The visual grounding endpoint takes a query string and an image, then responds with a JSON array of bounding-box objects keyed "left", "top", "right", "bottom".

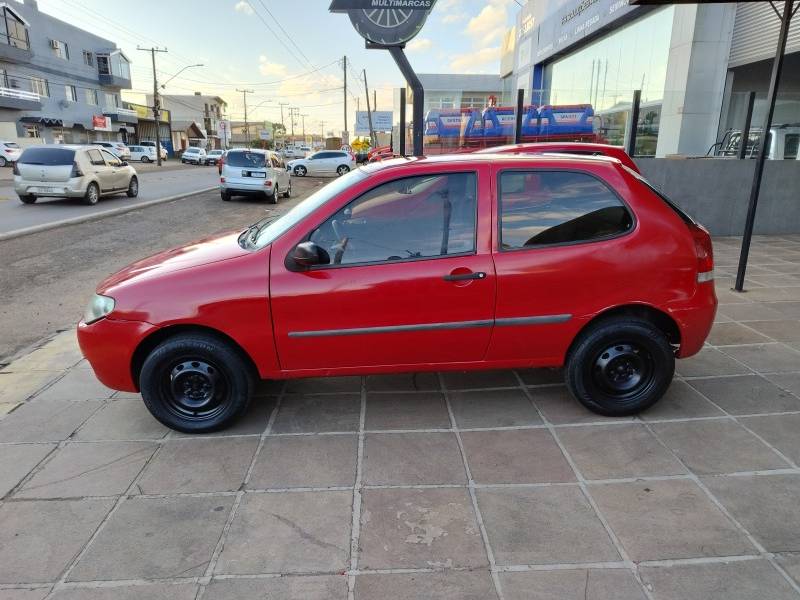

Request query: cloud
[
  {"left": 442, "top": 13, "right": 468, "bottom": 24},
  {"left": 465, "top": 0, "right": 512, "bottom": 45},
  {"left": 258, "top": 56, "right": 288, "bottom": 77},
  {"left": 407, "top": 38, "right": 432, "bottom": 52},
  {"left": 450, "top": 46, "right": 501, "bottom": 73},
  {"left": 234, "top": 1, "right": 253, "bottom": 15}
]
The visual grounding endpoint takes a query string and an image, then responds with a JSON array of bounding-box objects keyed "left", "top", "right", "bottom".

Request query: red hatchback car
[{"left": 78, "top": 154, "right": 716, "bottom": 432}]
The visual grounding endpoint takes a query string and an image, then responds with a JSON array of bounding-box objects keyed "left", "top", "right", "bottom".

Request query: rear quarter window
[{"left": 19, "top": 147, "right": 76, "bottom": 165}]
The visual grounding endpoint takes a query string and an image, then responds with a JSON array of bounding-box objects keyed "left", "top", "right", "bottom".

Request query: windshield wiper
[{"left": 239, "top": 216, "right": 276, "bottom": 249}]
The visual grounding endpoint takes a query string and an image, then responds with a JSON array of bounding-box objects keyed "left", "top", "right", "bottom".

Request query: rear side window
[
  {"left": 623, "top": 166, "right": 696, "bottom": 225},
  {"left": 19, "top": 147, "right": 75, "bottom": 165},
  {"left": 226, "top": 151, "right": 266, "bottom": 168},
  {"left": 498, "top": 170, "right": 633, "bottom": 249}
]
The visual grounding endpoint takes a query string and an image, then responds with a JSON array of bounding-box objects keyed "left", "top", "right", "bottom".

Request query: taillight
[
  {"left": 71, "top": 161, "right": 83, "bottom": 178},
  {"left": 690, "top": 223, "right": 714, "bottom": 282},
  {"left": 220, "top": 176, "right": 225, "bottom": 183}
]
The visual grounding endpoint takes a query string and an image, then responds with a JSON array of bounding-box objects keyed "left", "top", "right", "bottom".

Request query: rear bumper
[
  {"left": 672, "top": 282, "right": 717, "bottom": 358},
  {"left": 15, "top": 178, "right": 87, "bottom": 197},
  {"left": 220, "top": 179, "right": 274, "bottom": 194}
]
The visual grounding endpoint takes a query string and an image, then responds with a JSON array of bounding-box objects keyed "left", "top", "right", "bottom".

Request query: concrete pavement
[{"left": 0, "top": 236, "right": 799, "bottom": 598}]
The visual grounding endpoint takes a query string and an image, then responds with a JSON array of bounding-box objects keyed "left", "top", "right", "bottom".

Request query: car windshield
[
  {"left": 18, "top": 147, "right": 76, "bottom": 165},
  {"left": 251, "top": 168, "right": 368, "bottom": 249},
  {"left": 227, "top": 151, "right": 266, "bottom": 168}
]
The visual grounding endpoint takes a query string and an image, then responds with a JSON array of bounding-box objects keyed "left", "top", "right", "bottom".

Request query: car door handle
[{"left": 443, "top": 271, "right": 486, "bottom": 281}]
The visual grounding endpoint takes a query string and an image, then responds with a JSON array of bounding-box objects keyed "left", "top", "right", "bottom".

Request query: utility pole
[
  {"left": 137, "top": 45, "right": 168, "bottom": 166},
  {"left": 288, "top": 107, "right": 299, "bottom": 144},
  {"left": 301, "top": 114, "right": 308, "bottom": 143},
  {"left": 373, "top": 89, "right": 377, "bottom": 112},
  {"left": 237, "top": 88, "right": 254, "bottom": 146},
  {"left": 320, "top": 120, "right": 325, "bottom": 142},
  {"left": 342, "top": 55, "right": 347, "bottom": 141},
  {"left": 363, "top": 69, "right": 375, "bottom": 146},
  {"left": 279, "top": 102, "right": 289, "bottom": 129}
]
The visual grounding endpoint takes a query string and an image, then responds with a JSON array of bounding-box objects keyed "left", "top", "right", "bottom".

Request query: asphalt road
[
  {"left": 0, "top": 176, "right": 328, "bottom": 363},
  {"left": 0, "top": 165, "right": 221, "bottom": 236}
]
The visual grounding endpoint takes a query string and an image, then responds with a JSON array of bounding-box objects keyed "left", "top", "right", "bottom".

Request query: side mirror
[
  {"left": 291, "top": 242, "right": 330, "bottom": 268},
  {"left": 120, "top": 161, "right": 128, "bottom": 167}
]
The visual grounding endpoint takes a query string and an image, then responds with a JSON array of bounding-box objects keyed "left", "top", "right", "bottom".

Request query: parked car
[
  {"left": 128, "top": 145, "right": 157, "bottom": 163},
  {"left": 78, "top": 153, "right": 716, "bottom": 433},
  {"left": 15, "top": 145, "right": 138, "bottom": 205},
  {"left": 0, "top": 140, "right": 21, "bottom": 166},
  {"left": 140, "top": 141, "right": 168, "bottom": 160},
  {"left": 205, "top": 149, "right": 224, "bottom": 165},
  {"left": 287, "top": 150, "right": 355, "bottom": 177},
  {"left": 181, "top": 147, "right": 207, "bottom": 165},
  {"left": 220, "top": 149, "right": 290, "bottom": 203},
  {"left": 478, "top": 142, "right": 641, "bottom": 173},
  {"left": 94, "top": 141, "right": 130, "bottom": 161}
]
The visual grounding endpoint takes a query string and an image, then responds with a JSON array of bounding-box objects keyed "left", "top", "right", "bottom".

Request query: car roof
[{"left": 361, "top": 152, "right": 624, "bottom": 174}]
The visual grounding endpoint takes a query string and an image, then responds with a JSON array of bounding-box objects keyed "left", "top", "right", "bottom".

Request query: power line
[
  {"left": 254, "top": 0, "right": 315, "bottom": 70},
  {"left": 243, "top": 0, "right": 313, "bottom": 71},
  {"left": 148, "top": 59, "right": 341, "bottom": 88}
]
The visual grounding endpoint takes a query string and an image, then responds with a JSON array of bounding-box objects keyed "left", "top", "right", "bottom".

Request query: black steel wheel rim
[
  {"left": 591, "top": 342, "right": 654, "bottom": 399},
  {"left": 160, "top": 357, "right": 230, "bottom": 421}
]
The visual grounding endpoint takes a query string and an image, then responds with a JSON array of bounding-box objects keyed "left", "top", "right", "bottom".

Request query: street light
[{"left": 161, "top": 63, "right": 204, "bottom": 89}]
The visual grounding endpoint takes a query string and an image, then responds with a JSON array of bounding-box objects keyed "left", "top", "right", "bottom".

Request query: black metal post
[
  {"left": 737, "top": 91, "right": 756, "bottom": 160},
  {"left": 386, "top": 46, "right": 423, "bottom": 156},
  {"left": 514, "top": 89, "right": 524, "bottom": 144},
  {"left": 626, "top": 89, "right": 641, "bottom": 157},
  {"left": 399, "top": 87, "right": 406, "bottom": 156},
  {"left": 735, "top": 0, "right": 793, "bottom": 291}
]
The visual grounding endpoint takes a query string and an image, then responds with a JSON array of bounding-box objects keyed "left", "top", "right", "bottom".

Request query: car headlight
[{"left": 83, "top": 294, "right": 115, "bottom": 324}]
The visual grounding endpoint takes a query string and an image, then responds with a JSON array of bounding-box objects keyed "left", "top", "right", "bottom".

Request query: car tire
[
  {"left": 267, "top": 185, "right": 278, "bottom": 204},
  {"left": 294, "top": 165, "right": 307, "bottom": 177},
  {"left": 83, "top": 182, "right": 100, "bottom": 206},
  {"left": 126, "top": 176, "right": 139, "bottom": 198},
  {"left": 141, "top": 156, "right": 150, "bottom": 163},
  {"left": 0, "top": 157, "right": 6, "bottom": 167},
  {"left": 139, "top": 332, "right": 254, "bottom": 433},
  {"left": 565, "top": 317, "right": 674, "bottom": 417},
  {"left": 221, "top": 190, "right": 231, "bottom": 201},
  {"left": 18, "top": 194, "right": 36, "bottom": 204},
  {"left": 336, "top": 165, "right": 350, "bottom": 176},
  {"left": 283, "top": 182, "right": 291, "bottom": 198}
]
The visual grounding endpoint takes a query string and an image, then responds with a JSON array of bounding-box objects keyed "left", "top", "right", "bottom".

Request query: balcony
[
  {"left": 0, "top": 35, "right": 32, "bottom": 63},
  {"left": 0, "top": 86, "right": 41, "bottom": 110},
  {"left": 103, "top": 106, "right": 138, "bottom": 124}
]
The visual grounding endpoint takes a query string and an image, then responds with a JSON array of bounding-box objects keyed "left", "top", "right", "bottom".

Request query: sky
[{"left": 37, "top": 0, "right": 519, "bottom": 137}]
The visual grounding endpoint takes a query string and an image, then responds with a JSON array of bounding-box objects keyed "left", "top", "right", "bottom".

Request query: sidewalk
[{"left": 0, "top": 235, "right": 799, "bottom": 599}]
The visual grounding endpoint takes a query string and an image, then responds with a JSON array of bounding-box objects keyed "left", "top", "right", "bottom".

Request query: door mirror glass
[{"left": 291, "top": 241, "right": 331, "bottom": 268}]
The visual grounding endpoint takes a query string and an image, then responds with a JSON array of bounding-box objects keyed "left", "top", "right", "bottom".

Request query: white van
[{"left": 220, "top": 149, "right": 290, "bottom": 203}]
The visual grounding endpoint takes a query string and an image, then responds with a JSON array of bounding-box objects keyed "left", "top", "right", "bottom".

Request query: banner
[
  {"left": 259, "top": 129, "right": 273, "bottom": 141},
  {"left": 92, "top": 115, "right": 111, "bottom": 131},
  {"left": 354, "top": 111, "right": 393, "bottom": 135}
]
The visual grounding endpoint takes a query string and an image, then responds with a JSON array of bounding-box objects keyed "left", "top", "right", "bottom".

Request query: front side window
[
  {"left": 100, "top": 149, "right": 121, "bottom": 166},
  {"left": 87, "top": 149, "right": 105, "bottom": 165},
  {"left": 309, "top": 172, "right": 477, "bottom": 266},
  {"left": 499, "top": 170, "right": 632, "bottom": 249}
]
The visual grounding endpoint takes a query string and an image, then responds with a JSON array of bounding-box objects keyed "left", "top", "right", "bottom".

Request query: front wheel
[
  {"left": 293, "top": 165, "right": 307, "bottom": 177},
  {"left": 126, "top": 176, "right": 139, "bottom": 198},
  {"left": 83, "top": 182, "right": 100, "bottom": 205},
  {"left": 565, "top": 317, "right": 674, "bottom": 417},
  {"left": 141, "top": 156, "right": 150, "bottom": 163},
  {"left": 336, "top": 165, "right": 350, "bottom": 176},
  {"left": 139, "top": 333, "right": 253, "bottom": 433}
]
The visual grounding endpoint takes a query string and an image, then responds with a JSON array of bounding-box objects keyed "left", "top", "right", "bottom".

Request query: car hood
[{"left": 98, "top": 229, "right": 251, "bottom": 293}]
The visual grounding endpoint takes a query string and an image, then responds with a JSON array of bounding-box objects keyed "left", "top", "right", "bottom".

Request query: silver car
[
  {"left": 94, "top": 141, "right": 131, "bottom": 161},
  {"left": 220, "top": 149, "right": 290, "bottom": 203},
  {"left": 14, "top": 145, "right": 139, "bottom": 205}
]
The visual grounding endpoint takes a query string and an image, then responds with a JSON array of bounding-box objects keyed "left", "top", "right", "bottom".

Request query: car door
[
  {"left": 86, "top": 149, "right": 114, "bottom": 191},
  {"left": 269, "top": 166, "right": 495, "bottom": 371},
  {"left": 99, "top": 149, "right": 126, "bottom": 190}
]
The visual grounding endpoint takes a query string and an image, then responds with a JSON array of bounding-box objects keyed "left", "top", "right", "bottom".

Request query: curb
[{"left": 0, "top": 186, "right": 217, "bottom": 242}]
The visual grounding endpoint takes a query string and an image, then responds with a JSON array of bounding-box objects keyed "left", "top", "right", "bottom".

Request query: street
[{"left": 0, "top": 176, "right": 327, "bottom": 363}]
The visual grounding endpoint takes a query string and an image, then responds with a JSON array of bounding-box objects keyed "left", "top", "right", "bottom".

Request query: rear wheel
[
  {"left": 565, "top": 317, "right": 674, "bottom": 417},
  {"left": 126, "top": 176, "right": 139, "bottom": 198},
  {"left": 267, "top": 185, "right": 278, "bottom": 204},
  {"left": 283, "top": 181, "right": 292, "bottom": 198},
  {"left": 83, "top": 182, "right": 100, "bottom": 206},
  {"left": 18, "top": 194, "right": 36, "bottom": 204},
  {"left": 0, "top": 157, "right": 7, "bottom": 167},
  {"left": 221, "top": 190, "right": 231, "bottom": 201},
  {"left": 141, "top": 156, "right": 150, "bottom": 163},
  {"left": 139, "top": 333, "right": 253, "bottom": 433},
  {"left": 336, "top": 164, "right": 350, "bottom": 176}
]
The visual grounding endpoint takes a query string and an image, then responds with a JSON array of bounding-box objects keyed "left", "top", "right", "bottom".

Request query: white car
[
  {"left": 220, "top": 149, "right": 290, "bottom": 203},
  {"left": 287, "top": 150, "right": 356, "bottom": 177},
  {"left": 94, "top": 141, "right": 130, "bottom": 161},
  {"left": 128, "top": 145, "right": 157, "bottom": 163},
  {"left": 140, "top": 141, "right": 168, "bottom": 160},
  {"left": 181, "top": 147, "right": 207, "bottom": 165},
  {"left": 0, "top": 141, "right": 21, "bottom": 166}
]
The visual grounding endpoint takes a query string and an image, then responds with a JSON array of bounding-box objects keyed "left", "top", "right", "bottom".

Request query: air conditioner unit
[{"left": 50, "top": 39, "right": 60, "bottom": 49}]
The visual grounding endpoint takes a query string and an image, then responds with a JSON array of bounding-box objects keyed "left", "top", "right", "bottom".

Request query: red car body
[
  {"left": 478, "top": 142, "right": 640, "bottom": 173},
  {"left": 79, "top": 153, "right": 715, "bottom": 403}
]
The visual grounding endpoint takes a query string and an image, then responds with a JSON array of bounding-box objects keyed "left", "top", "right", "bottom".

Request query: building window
[
  {"left": 104, "top": 92, "right": 118, "bottom": 108},
  {"left": 461, "top": 96, "right": 487, "bottom": 109},
  {"left": 2, "top": 7, "right": 29, "bottom": 50},
  {"left": 30, "top": 77, "right": 49, "bottom": 98},
  {"left": 51, "top": 39, "right": 69, "bottom": 60},
  {"left": 23, "top": 124, "right": 40, "bottom": 138},
  {"left": 85, "top": 88, "right": 97, "bottom": 105},
  {"left": 65, "top": 85, "right": 77, "bottom": 102},
  {"left": 97, "top": 54, "right": 110, "bottom": 75},
  {"left": 82, "top": 50, "right": 93, "bottom": 66}
]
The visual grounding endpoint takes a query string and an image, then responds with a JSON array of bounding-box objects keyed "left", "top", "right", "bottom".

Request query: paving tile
[
  {"left": 359, "top": 487, "right": 486, "bottom": 569},
  {"left": 49, "top": 583, "right": 199, "bottom": 600},
  {"left": 461, "top": 429, "right": 574, "bottom": 484},
  {"left": 204, "top": 576, "right": 347, "bottom": 600},
  {"left": 0, "top": 443, "right": 55, "bottom": 497},
  {"left": 249, "top": 434, "right": 357, "bottom": 488},
  {"left": 170, "top": 397, "right": 274, "bottom": 437},
  {"left": 73, "top": 400, "right": 169, "bottom": 441},
  {"left": 448, "top": 389, "right": 541, "bottom": 428},
  {"left": 69, "top": 495, "right": 234, "bottom": 581},
  {"left": 517, "top": 367, "right": 564, "bottom": 386},
  {"left": 741, "top": 414, "right": 800, "bottom": 465},
  {"left": 0, "top": 371, "right": 63, "bottom": 404},
  {"left": 651, "top": 420, "right": 787, "bottom": 475},
  {"left": 477, "top": 486, "right": 619, "bottom": 565},
  {"left": 745, "top": 320, "right": 800, "bottom": 343},
  {"left": 715, "top": 289, "right": 752, "bottom": 304},
  {"left": 2, "top": 335, "right": 82, "bottom": 373},
  {"left": 590, "top": 480, "right": 754, "bottom": 561},
  {"left": 285, "top": 376, "right": 361, "bottom": 394},
  {"left": 0, "top": 499, "right": 113, "bottom": 583},
  {"left": 741, "top": 287, "right": 800, "bottom": 302},
  {"left": 716, "top": 303, "right": 787, "bottom": 322},
  {"left": 722, "top": 343, "right": 800, "bottom": 374},
  {"left": 557, "top": 424, "right": 685, "bottom": 480},
  {"left": 17, "top": 441, "right": 156, "bottom": 498},
  {"left": 533, "top": 386, "right": 626, "bottom": 425},
  {"left": 675, "top": 347, "right": 750, "bottom": 378},
  {"left": 640, "top": 559, "right": 798, "bottom": 600},
  {"left": 32, "top": 369, "right": 114, "bottom": 402},
  {"left": 776, "top": 552, "right": 800, "bottom": 587},
  {"left": 355, "top": 570, "right": 496, "bottom": 600},
  {"left": 500, "top": 569, "right": 647, "bottom": 600},
  {"left": 365, "top": 372, "right": 440, "bottom": 392},
  {"left": 215, "top": 491, "right": 351, "bottom": 574},
  {"left": 363, "top": 432, "right": 465, "bottom": 485},
  {"left": 708, "top": 322, "right": 771, "bottom": 346},
  {"left": 441, "top": 370, "right": 519, "bottom": 390},
  {"left": 688, "top": 375, "right": 800, "bottom": 415},
  {"left": 0, "top": 590, "right": 49, "bottom": 600},
  {"left": 0, "top": 402, "right": 18, "bottom": 416},
  {"left": 641, "top": 381, "right": 725, "bottom": 420},
  {"left": 138, "top": 437, "right": 258, "bottom": 494},
  {"left": 0, "top": 400, "right": 101, "bottom": 443},
  {"left": 365, "top": 392, "right": 450, "bottom": 430},
  {"left": 704, "top": 474, "right": 800, "bottom": 552},
  {"left": 772, "top": 302, "right": 800, "bottom": 319},
  {"left": 765, "top": 372, "right": 800, "bottom": 397},
  {"left": 272, "top": 394, "right": 361, "bottom": 433}
]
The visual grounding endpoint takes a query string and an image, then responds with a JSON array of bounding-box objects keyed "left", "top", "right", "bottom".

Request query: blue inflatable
[{"left": 537, "top": 104, "right": 594, "bottom": 136}]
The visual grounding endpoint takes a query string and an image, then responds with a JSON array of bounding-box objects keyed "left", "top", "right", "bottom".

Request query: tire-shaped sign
[{"left": 331, "top": 1, "right": 437, "bottom": 46}]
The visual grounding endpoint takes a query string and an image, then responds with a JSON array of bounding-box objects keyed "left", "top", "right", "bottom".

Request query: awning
[
  {"left": 20, "top": 116, "right": 63, "bottom": 127},
  {"left": 118, "top": 125, "right": 135, "bottom": 133},
  {"left": 172, "top": 120, "right": 207, "bottom": 139}
]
